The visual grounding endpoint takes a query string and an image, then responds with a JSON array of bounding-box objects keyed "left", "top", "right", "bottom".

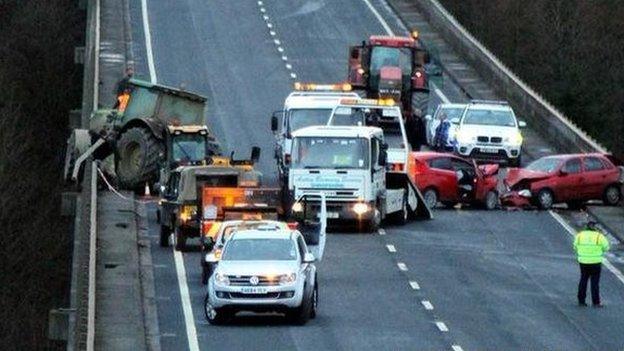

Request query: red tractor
[{"left": 347, "top": 32, "right": 440, "bottom": 149}]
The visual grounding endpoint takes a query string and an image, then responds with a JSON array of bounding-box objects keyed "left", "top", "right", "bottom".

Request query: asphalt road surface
[{"left": 127, "top": 0, "right": 624, "bottom": 350}]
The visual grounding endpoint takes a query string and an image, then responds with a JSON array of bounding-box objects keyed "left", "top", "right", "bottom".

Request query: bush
[{"left": 0, "top": 1, "right": 83, "bottom": 349}]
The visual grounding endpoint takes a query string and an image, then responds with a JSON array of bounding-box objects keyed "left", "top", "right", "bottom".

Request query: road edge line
[{"left": 173, "top": 249, "right": 200, "bottom": 351}]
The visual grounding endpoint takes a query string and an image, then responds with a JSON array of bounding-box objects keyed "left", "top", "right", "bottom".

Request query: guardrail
[{"left": 400, "top": 0, "right": 608, "bottom": 154}]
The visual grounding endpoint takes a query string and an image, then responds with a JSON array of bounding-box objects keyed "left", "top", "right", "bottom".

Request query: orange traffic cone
[{"left": 144, "top": 182, "right": 151, "bottom": 197}]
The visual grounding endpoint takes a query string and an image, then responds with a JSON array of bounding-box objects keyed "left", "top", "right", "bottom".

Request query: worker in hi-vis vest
[{"left": 574, "top": 220, "right": 610, "bottom": 307}]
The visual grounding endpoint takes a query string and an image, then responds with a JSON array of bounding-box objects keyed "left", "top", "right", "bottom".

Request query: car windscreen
[
  {"left": 291, "top": 136, "right": 369, "bottom": 169},
  {"left": 222, "top": 238, "right": 297, "bottom": 261},
  {"left": 462, "top": 109, "right": 516, "bottom": 127},
  {"left": 436, "top": 107, "right": 465, "bottom": 120},
  {"left": 288, "top": 108, "right": 332, "bottom": 134},
  {"left": 221, "top": 222, "right": 274, "bottom": 244},
  {"left": 526, "top": 157, "right": 562, "bottom": 173}
]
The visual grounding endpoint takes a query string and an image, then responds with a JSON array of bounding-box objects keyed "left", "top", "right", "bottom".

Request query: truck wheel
[
  {"left": 366, "top": 206, "right": 381, "bottom": 232},
  {"left": 174, "top": 227, "right": 187, "bottom": 251},
  {"left": 603, "top": 185, "right": 621, "bottom": 206},
  {"left": 159, "top": 225, "right": 170, "bottom": 247},
  {"left": 484, "top": 190, "right": 499, "bottom": 210},
  {"left": 116, "top": 127, "right": 163, "bottom": 191},
  {"left": 204, "top": 294, "right": 230, "bottom": 325}
]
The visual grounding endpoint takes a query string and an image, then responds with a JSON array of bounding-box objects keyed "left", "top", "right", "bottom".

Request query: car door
[
  {"left": 558, "top": 157, "right": 584, "bottom": 201},
  {"left": 582, "top": 156, "right": 611, "bottom": 199},
  {"left": 451, "top": 157, "right": 477, "bottom": 200},
  {"left": 472, "top": 159, "right": 490, "bottom": 201},
  {"left": 427, "top": 156, "right": 457, "bottom": 201}
]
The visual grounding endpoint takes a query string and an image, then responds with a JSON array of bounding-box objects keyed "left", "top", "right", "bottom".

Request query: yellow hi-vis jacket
[{"left": 574, "top": 230, "right": 610, "bottom": 264}]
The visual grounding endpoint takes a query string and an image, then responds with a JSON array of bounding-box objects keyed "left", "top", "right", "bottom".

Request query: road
[{"left": 127, "top": 0, "right": 624, "bottom": 350}]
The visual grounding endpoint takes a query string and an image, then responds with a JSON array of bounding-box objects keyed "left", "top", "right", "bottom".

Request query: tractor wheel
[{"left": 115, "top": 127, "right": 163, "bottom": 191}]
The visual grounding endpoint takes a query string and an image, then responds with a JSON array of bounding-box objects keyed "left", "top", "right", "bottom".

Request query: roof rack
[{"left": 469, "top": 99, "right": 509, "bottom": 105}]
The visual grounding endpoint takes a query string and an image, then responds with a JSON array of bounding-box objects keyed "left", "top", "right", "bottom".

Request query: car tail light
[{"left": 287, "top": 222, "right": 299, "bottom": 230}]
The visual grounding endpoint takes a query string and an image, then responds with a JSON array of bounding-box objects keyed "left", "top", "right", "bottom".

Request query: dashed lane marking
[
  {"left": 421, "top": 300, "right": 434, "bottom": 310},
  {"left": 409, "top": 281, "right": 420, "bottom": 290},
  {"left": 397, "top": 262, "right": 408, "bottom": 271},
  {"left": 452, "top": 345, "right": 464, "bottom": 351},
  {"left": 436, "top": 321, "right": 449, "bottom": 332},
  {"left": 386, "top": 244, "right": 396, "bottom": 253},
  {"left": 549, "top": 210, "right": 624, "bottom": 285}
]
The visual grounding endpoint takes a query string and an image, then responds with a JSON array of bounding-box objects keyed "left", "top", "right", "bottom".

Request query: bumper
[
  {"left": 208, "top": 281, "right": 304, "bottom": 309},
  {"left": 455, "top": 143, "right": 521, "bottom": 162},
  {"left": 500, "top": 191, "right": 532, "bottom": 207},
  {"left": 291, "top": 200, "right": 375, "bottom": 222}
]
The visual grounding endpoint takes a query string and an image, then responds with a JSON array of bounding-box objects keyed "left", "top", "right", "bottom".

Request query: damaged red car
[
  {"left": 409, "top": 152, "right": 500, "bottom": 210},
  {"left": 502, "top": 153, "right": 623, "bottom": 209}
]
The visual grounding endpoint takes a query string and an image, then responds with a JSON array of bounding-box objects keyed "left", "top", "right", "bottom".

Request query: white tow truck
[
  {"left": 270, "top": 83, "right": 359, "bottom": 182},
  {"left": 287, "top": 123, "right": 431, "bottom": 231}
]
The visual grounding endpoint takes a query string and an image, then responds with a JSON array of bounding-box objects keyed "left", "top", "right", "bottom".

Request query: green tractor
[{"left": 64, "top": 79, "right": 220, "bottom": 191}]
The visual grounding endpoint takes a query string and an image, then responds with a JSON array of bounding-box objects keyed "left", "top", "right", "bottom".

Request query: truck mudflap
[
  {"left": 295, "top": 194, "right": 327, "bottom": 261},
  {"left": 386, "top": 172, "right": 433, "bottom": 220}
]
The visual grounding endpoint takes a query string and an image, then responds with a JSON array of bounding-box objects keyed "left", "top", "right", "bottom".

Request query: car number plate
[
  {"left": 318, "top": 212, "right": 339, "bottom": 219},
  {"left": 240, "top": 287, "right": 268, "bottom": 294},
  {"left": 480, "top": 147, "right": 499, "bottom": 154}
]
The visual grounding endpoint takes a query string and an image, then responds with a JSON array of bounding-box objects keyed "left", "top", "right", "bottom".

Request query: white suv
[
  {"left": 453, "top": 100, "right": 526, "bottom": 166},
  {"left": 205, "top": 229, "right": 318, "bottom": 325}
]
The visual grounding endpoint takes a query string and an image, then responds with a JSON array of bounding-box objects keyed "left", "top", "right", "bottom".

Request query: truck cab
[
  {"left": 271, "top": 83, "right": 359, "bottom": 182},
  {"left": 327, "top": 98, "right": 411, "bottom": 172}
]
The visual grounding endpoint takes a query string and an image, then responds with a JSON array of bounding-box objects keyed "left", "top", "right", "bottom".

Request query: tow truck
[
  {"left": 287, "top": 122, "right": 431, "bottom": 231},
  {"left": 271, "top": 82, "right": 359, "bottom": 183}
]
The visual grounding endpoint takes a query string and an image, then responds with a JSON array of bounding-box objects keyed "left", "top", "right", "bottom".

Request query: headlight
[
  {"left": 504, "top": 131, "right": 523, "bottom": 145},
  {"left": 518, "top": 189, "right": 532, "bottom": 198},
  {"left": 455, "top": 129, "right": 475, "bottom": 144},
  {"left": 214, "top": 272, "right": 229, "bottom": 286},
  {"left": 279, "top": 273, "right": 297, "bottom": 285},
  {"left": 353, "top": 202, "right": 370, "bottom": 215},
  {"left": 292, "top": 202, "right": 303, "bottom": 212}
]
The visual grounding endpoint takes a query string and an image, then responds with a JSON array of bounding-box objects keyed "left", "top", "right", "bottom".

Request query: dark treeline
[
  {"left": 0, "top": 1, "right": 83, "bottom": 349},
  {"left": 439, "top": 0, "right": 624, "bottom": 157}
]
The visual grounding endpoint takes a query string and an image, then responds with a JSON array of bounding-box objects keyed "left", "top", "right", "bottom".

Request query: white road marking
[
  {"left": 140, "top": 0, "right": 157, "bottom": 83},
  {"left": 452, "top": 345, "right": 464, "bottom": 351},
  {"left": 409, "top": 281, "right": 420, "bottom": 290},
  {"left": 267, "top": 23, "right": 273, "bottom": 29},
  {"left": 549, "top": 210, "right": 624, "bottom": 285},
  {"left": 378, "top": 228, "right": 386, "bottom": 235},
  {"left": 397, "top": 262, "right": 408, "bottom": 271},
  {"left": 260, "top": 7, "right": 266, "bottom": 13},
  {"left": 277, "top": 47, "right": 284, "bottom": 53},
  {"left": 263, "top": 15, "right": 269, "bottom": 21},
  {"left": 436, "top": 321, "right": 449, "bottom": 332},
  {"left": 285, "top": 63, "right": 292, "bottom": 70},
  {"left": 270, "top": 30, "right": 276, "bottom": 36},
  {"left": 431, "top": 81, "right": 451, "bottom": 103},
  {"left": 290, "top": 73, "right": 297, "bottom": 79},
  {"left": 361, "top": 0, "right": 395, "bottom": 35},
  {"left": 281, "top": 55, "right": 288, "bottom": 61},
  {"left": 386, "top": 244, "right": 396, "bottom": 253},
  {"left": 257, "top": 1, "right": 263, "bottom": 5},
  {"left": 173, "top": 249, "right": 200, "bottom": 351},
  {"left": 274, "top": 39, "right": 281, "bottom": 45},
  {"left": 421, "top": 300, "right": 434, "bottom": 310}
]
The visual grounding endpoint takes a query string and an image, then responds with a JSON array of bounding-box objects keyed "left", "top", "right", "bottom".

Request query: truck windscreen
[
  {"left": 288, "top": 108, "right": 332, "bottom": 135},
  {"left": 172, "top": 134, "right": 206, "bottom": 162},
  {"left": 291, "top": 137, "right": 369, "bottom": 170}
]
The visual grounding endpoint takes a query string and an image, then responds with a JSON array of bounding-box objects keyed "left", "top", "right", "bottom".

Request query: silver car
[{"left": 205, "top": 229, "right": 318, "bottom": 325}]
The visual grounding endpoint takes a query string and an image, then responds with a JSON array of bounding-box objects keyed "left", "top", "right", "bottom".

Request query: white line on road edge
[
  {"left": 421, "top": 300, "right": 434, "bottom": 310},
  {"left": 452, "top": 345, "right": 464, "bottom": 351},
  {"left": 549, "top": 210, "right": 624, "bottom": 285},
  {"left": 436, "top": 321, "right": 449, "bottom": 332},
  {"left": 409, "top": 281, "right": 420, "bottom": 290},
  {"left": 92, "top": 0, "right": 101, "bottom": 111},
  {"left": 386, "top": 244, "right": 396, "bottom": 253},
  {"left": 140, "top": 0, "right": 157, "bottom": 83},
  {"left": 397, "top": 262, "right": 408, "bottom": 271},
  {"left": 431, "top": 81, "right": 451, "bottom": 104},
  {"left": 361, "top": 0, "right": 395, "bottom": 35},
  {"left": 173, "top": 249, "right": 200, "bottom": 351}
]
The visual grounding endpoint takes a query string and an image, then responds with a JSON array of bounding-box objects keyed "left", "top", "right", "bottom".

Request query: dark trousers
[{"left": 577, "top": 263, "right": 601, "bottom": 305}]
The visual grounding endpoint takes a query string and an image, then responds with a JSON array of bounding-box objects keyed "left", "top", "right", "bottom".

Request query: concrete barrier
[{"left": 389, "top": 0, "right": 608, "bottom": 155}]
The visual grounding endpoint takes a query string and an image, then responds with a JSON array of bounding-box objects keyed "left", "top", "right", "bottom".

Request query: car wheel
[
  {"left": 423, "top": 188, "right": 438, "bottom": 209},
  {"left": 310, "top": 283, "right": 318, "bottom": 319},
  {"left": 484, "top": 190, "right": 499, "bottom": 210},
  {"left": 287, "top": 286, "right": 313, "bottom": 325},
  {"left": 204, "top": 294, "right": 230, "bottom": 325},
  {"left": 159, "top": 225, "right": 170, "bottom": 247},
  {"left": 603, "top": 185, "right": 621, "bottom": 206},
  {"left": 174, "top": 227, "right": 186, "bottom": 251},
  {"left": 537, "top": 189, "right": 554, "bottom": 209}
]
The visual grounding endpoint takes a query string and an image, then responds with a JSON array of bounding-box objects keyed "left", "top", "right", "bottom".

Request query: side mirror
[
  {"left": 303, "top": 252, "right": 315, "bottom": 263},
  {"left": 379, "top": 150, "right": 388, "bottom": 167},
  {"left": 424, "top": 114, "right": 432, "bottom": 121},
  {"left": 271, "top": 115, "right": 278, "bottom": 132},
  {"left": 518, "top": 120, "right": 527, "bottom": 128},
  {"left": 450, "top": 117, "right": 460, "bottom": 125},
  {"left": 250, "top": 146, "right": 261, "bottom": 164}
]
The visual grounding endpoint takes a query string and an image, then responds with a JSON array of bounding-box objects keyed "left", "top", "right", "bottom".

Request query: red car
[
  {"left": 502, "top": 153, "right": 623, "bottom": 209},
  {"left": 409, "top": 152, "right": 500, "bottom": 210}
]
